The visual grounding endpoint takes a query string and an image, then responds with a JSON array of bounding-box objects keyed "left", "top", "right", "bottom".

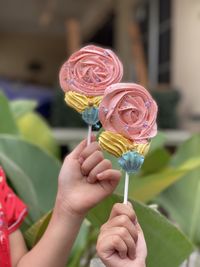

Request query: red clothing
[{"left": 0, "top": 167, "right": 27, "bottom": 267}]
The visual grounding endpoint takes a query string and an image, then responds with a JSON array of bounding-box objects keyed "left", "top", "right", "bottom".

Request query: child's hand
[
  {"left": 96, "top": 203, "right": 147, "bottom": 267},
  {"left": 56, "top": 136, "right": 121, "bottom": 217}
]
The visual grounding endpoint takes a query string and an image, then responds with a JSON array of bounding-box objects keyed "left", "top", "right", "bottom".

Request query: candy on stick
[
  {"left": 98, "top": 83, "right": 158, "bottom": 204},
  {"left": 59, "top": 45, "right": 123, "bottom": 145}
]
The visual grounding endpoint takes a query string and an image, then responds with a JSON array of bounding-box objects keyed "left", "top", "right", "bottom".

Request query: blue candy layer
[
  {"left": 118, "top": 151, "right": 144, "bottom": 173},
  {"left": 82, "top": 107, "right": 99, "bottom": 125}
]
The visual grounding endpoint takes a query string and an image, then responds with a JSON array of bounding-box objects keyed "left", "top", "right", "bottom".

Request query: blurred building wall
[
  {"left": 0, "top": 33, "right": 66, "bottom": 85},
  {"left": 172, "top": 0, "right": 200, "bottom": 119}
]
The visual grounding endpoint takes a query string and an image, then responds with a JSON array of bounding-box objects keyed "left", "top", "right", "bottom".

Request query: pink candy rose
[
  {"left": 59, "top": 45, "right": 123, "bottom": 97},
  {"left": 99, "top": 83, "right": 158, "bottom": 142}
]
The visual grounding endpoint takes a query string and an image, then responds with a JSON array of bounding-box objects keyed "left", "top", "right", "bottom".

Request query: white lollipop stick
[
  {"left": 123, "top": 171, "right": 129, "bottom": 204},
  {"left": 87, "top": 125, "right": 92, "bottom": 146}
]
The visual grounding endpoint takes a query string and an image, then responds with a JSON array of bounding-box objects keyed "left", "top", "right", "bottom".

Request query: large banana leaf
[
  {"left": 0, "top": 135, "right": 61, "bottom": 221},
  {"left": 10, "top": 99, "right": 37, "bottom": 119},
  {"left": 87, "top": 194, "right": 194, "bottom": 267},
  {"left": 171, "top": 134, "right": 200, "bottom": 166},
  {"left": 0, "top": 93, "right": 59, "bottom": 157},
  {"left": 123, "top": 157, "right": 200, "bottom": 203},
  {"left": 0, "top": 91, "right": 19, "bottom": 135},
  {"left": 112, "top": 142, "right": 200, "bottom": 203},
  {"left": 156, "top": 135, "right": 200, "bottom": 246},
  {"left": 67, "top": 220, "right": 98, "bottom": 267},
  {"left": 141, "top": 147, "right": 170, "bottom": 175},
  {"left": 17, "top": 111, "right": 60, "bottom": 158},
  {"left": 148, "top": 131, "right": 167, "bottom": 152},
  {"left": 24, "top": 211, "right": 52, "bottom": 248}
]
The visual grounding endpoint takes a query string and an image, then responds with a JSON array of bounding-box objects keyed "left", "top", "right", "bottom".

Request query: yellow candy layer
[
  {"left": 99, "top": 131, "right": 134, "bottom": 157},
  {"left": 135, "top": 142, "right": 150, "bottom": 156},
  {"left": 99, "top": 131, "right": 150, "bottom": 157},
  {"left": 65, "top": 91, "right": 103, "bottom": 113}
]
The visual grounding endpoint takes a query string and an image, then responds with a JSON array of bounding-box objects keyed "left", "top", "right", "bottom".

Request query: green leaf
[
  {"left": 24, "top": 211, "right": 52, "bottom": 248},
  {"left": 157, "top": 135, "right": 200, "bottom": 246},
  {"left": 17, "top": 112, "right": 60, "bottom": 158},
  {"left": 67, "top": 220, "right": 96, "bottom": 267},
  {"left": 0, "top": 91, "right": 19, "bottom": 135},
  {"left": 0, "top": 135, "right": 61, "bottom": 221},
  {"left": 141, "top": 148, "right": 171, "bottom": 175},
  {"left": 87, "top": 195, "right": 194, "bottom": 267},
  {"left": 115, "top": 157, "right": 200, "bottom": 203},
  {"left": 128, "top": 168, "right": 187, "bottom": 202},
  {"left": 157, "top": 174, "right": 200, "bottom": 247},
  {"left": 10, "top": 99, "right": 38, "bottom": 119},
  {"left": 171, "top": 134, "right": 200, "bottom": 167},
  {"left": 148, "top": 131, "right": 167, "bottom": 152}
]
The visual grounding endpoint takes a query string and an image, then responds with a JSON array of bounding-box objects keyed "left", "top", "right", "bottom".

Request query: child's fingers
[
  {"left": 97, "top": 169, "right": 121, "bottom": 182},
  {"left": 87, "top": 159, "right": 112, "bottom": 183},
  {"left": 68, "top": 139, "right": 87, "bottom": 159},
  {"left": 97, "top": 235, "right": 128, "bottom": 260},
  {"left": 67, "top": 136, "right": 96, "bottom": 160},
  {"left": 79, "top": 141, "right": 101, "bottom": 163},
  {"left": 101, "top": 215, "right": 138, "bottom": 243},
  {"left": 97, "top": 170, "right": 121, "bottom": 193},
  {"left": 109, "top": 203, "right": 136, "bottom": 223},
  {"left": 135, "top": 223, "right": 148, "bottom": 260},
  {"left": 99, "top": 227, "right": 136, "bottom": 260},
  {"left": 81, "top": 150, "right": 104, "bottom": 176}
]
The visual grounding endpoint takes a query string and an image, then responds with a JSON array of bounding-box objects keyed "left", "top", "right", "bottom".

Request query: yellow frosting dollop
[
  {"left": 99, "top": 131, "right": 134, "bottom": 157},
  {"left": 135, "top": 142, "right": 150, "bottom": 156},
  {"left": 99, "top": 131, "right": 150, "bottom": 157},
  {"left": 65, "top": 91, "right": 103, "bottom": 113}
]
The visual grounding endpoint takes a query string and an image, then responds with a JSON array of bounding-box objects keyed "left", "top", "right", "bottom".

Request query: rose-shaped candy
[
  {"left": 59, "top": 45, "right": 123, "bottom": 97},
  {"left": 99, "top": 83, "right": 158, "bottom": 143}
]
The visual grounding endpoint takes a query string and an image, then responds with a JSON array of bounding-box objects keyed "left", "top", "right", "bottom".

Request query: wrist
[{"left": 54, "top": 195, "right": 85, "bottom": 223}]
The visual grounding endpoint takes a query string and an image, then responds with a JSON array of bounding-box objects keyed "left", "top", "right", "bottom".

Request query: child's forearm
[{"left": 17, "top": 200, "right": 84, "bottom": 267}]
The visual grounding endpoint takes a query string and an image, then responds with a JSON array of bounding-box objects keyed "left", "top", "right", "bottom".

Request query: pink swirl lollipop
[
  {"left": 59, "top": 45, "right": 123, "bottom": 97},
  {"left": 99, "top": 83, "right": 158, "bottom": 204},
  {"left": 99, "top": 83, "right": 158, "bottom": 143}
]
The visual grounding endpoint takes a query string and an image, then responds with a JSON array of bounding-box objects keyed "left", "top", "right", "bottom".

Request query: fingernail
[
  {"left": 87, "top": 177, "right": 93, "bottom": 183},
  {"left": 130, "top": 254, "right": 136, "bottom": 260},
  {"left": 127, "top": 201, "right": 133, "bottom": 207},
  {"left": 81, "top": 167, "right": 86, "bottom": 176},
  {"left": 78, "top": 157, "right": 84, "bottom": 164},
  {"left": 97, "top": 173, "right": 103, "bottom": 179},
  {"left": 119, "top": 252, "right": 126, "bottom": 259}
]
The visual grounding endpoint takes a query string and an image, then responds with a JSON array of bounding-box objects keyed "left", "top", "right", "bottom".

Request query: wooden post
[
  {"left": 148, "top": 0, "right": 159, "bottom": 88},
  {"left": 114, "top": 0, "right": 135, "bottom": 81},
  {"left": 129, "top": 21, "right": 148, "bottom": 87},
  {"left": 65, "top": 18, "right": 81, "bottom": 55}
]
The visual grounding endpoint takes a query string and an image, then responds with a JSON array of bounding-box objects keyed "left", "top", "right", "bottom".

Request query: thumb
[
  {"left": 68, "top": 135, "right": 96, "bottom": 159},
  {"left": 68, "top": 139, "right": 87, "bottom": 159}
]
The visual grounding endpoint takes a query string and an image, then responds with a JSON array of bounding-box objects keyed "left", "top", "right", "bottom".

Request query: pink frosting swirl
[
  {"left": 59, "top": 45, "right": 123, "bottom": 97},
  {"left": 99, "top": 83, "right": 158, "bottom": 142}
]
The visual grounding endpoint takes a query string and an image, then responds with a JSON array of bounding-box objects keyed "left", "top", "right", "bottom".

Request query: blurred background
[
  {"left": 1, "top": 1, "right": 200, "bottom": 266},
  {"left": 0, "top": 0, "right": 200, "bottom": 148}
]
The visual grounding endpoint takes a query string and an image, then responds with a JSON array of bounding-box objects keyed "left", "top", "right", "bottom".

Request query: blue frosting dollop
[
  {"left": 82, "top": 107, "right": 99, "bottom": 125},
  {"left": 118, "top": 151, "right": 144, "bottom": 173}
]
